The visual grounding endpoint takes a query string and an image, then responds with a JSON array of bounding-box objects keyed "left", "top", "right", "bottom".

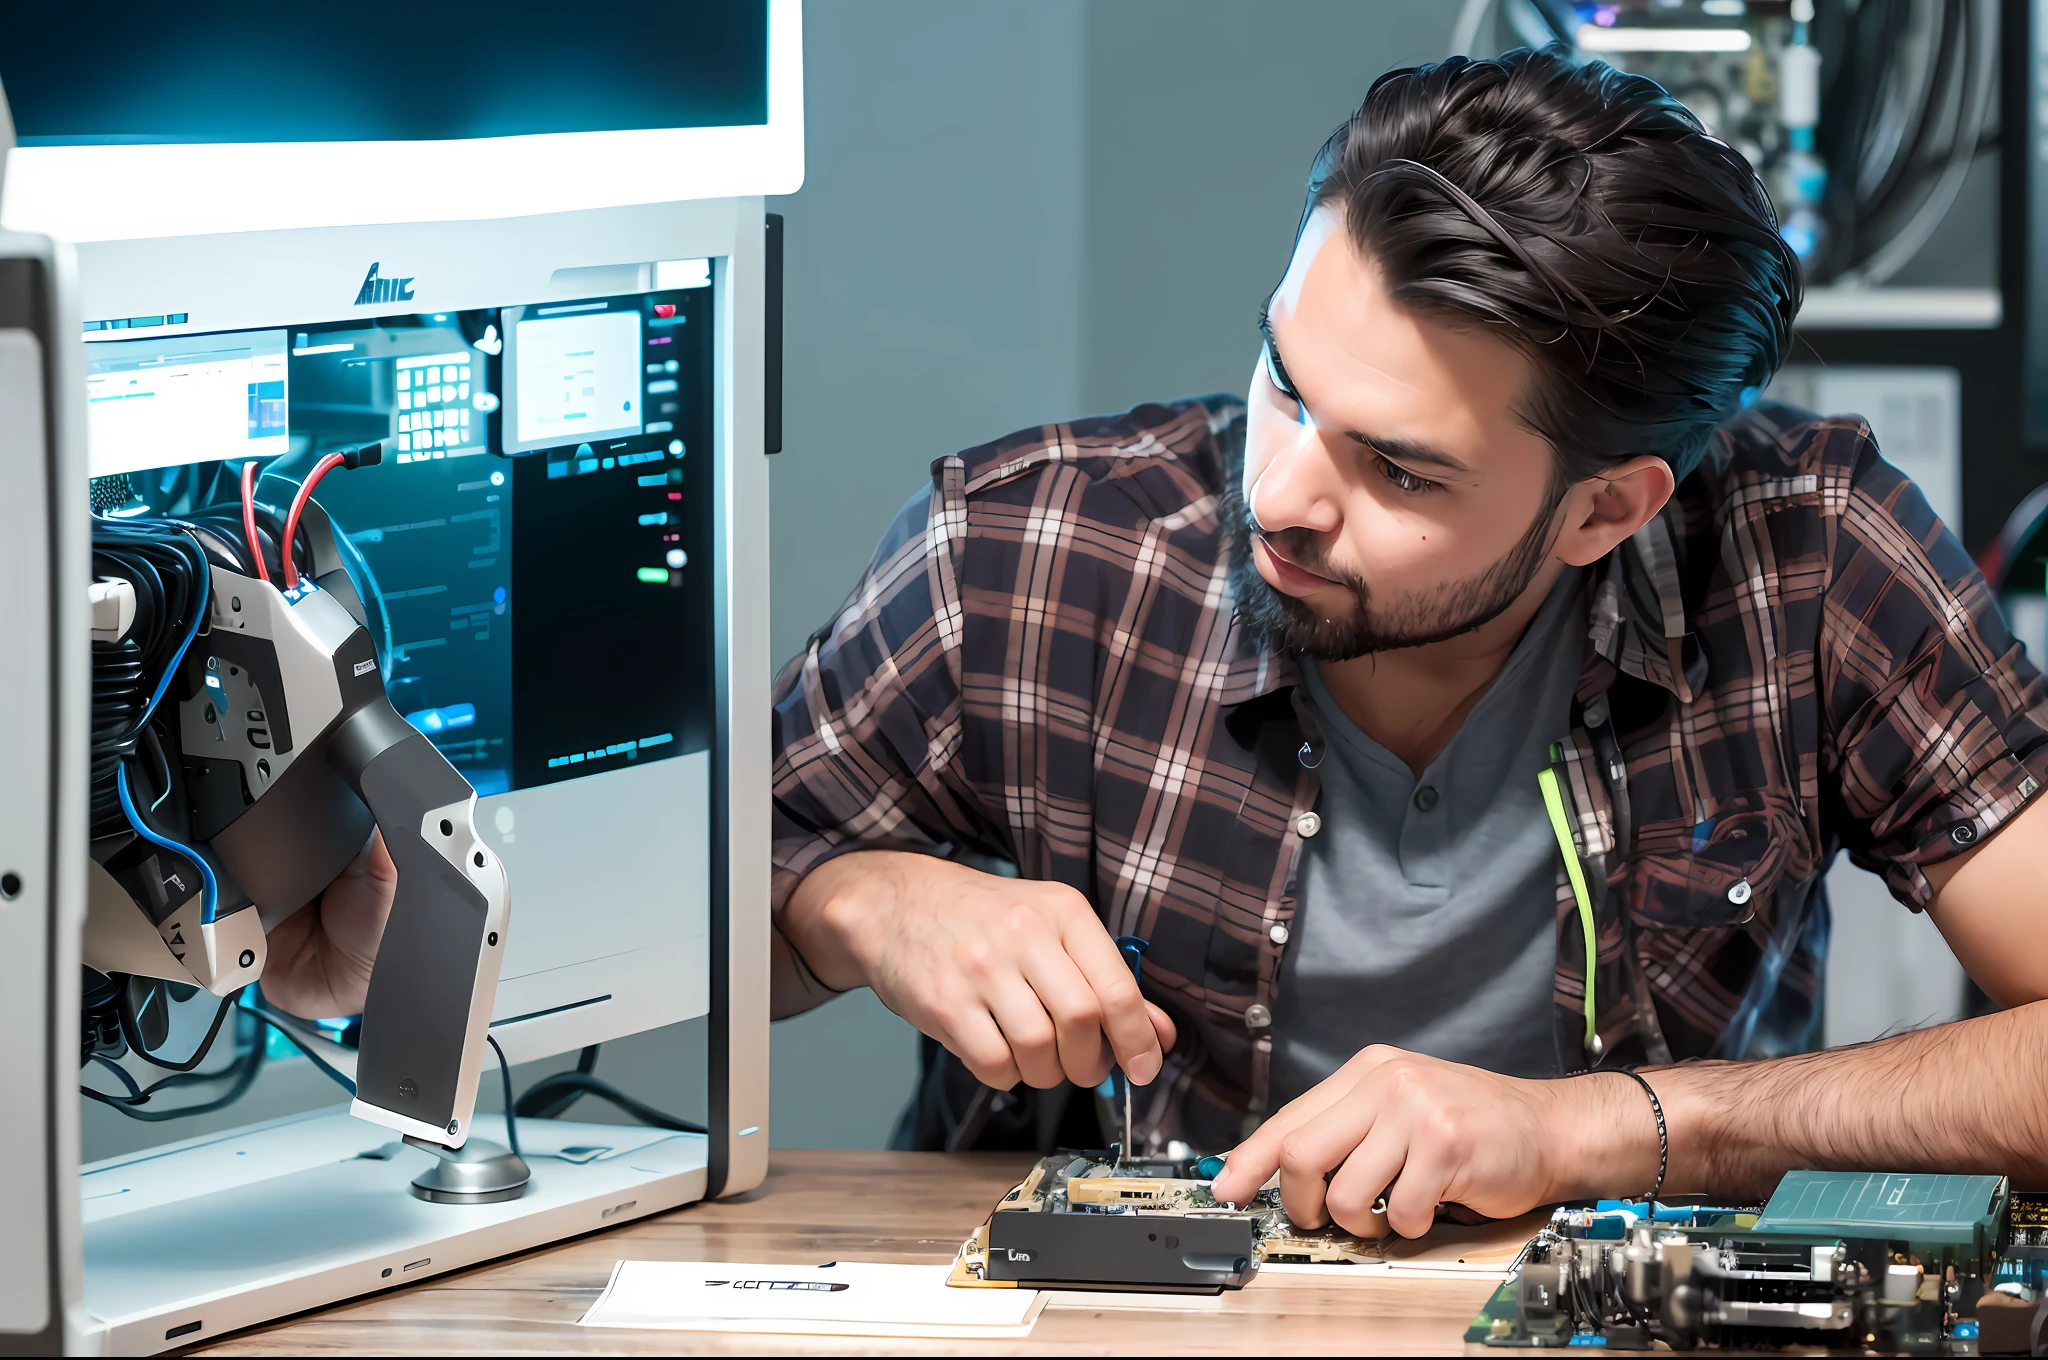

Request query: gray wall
[{"left": 1079, "top": 1, "right": 1457, "bottom": 411}]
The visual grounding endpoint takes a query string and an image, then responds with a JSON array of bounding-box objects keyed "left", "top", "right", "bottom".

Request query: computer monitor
[{"left": 84, "top": 272, "right": 718, "bottom": 1065}]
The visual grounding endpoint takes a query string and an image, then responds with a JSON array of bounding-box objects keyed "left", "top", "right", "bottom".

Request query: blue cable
[
  {"left": 137, "top": 540, "right": 209, "bottom": 725},
  {"left": 116, "top": 761, "right": 218, "bottom": 925}
]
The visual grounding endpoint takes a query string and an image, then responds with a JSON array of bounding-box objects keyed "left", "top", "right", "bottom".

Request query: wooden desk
[{"left": 194, "top": 1151, "right": 1505, "bottom": 1356}]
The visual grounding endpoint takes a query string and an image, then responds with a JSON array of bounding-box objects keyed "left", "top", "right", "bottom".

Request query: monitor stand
[{"left": 78, "top": 1104, "right": 708, "bottom": 1354}]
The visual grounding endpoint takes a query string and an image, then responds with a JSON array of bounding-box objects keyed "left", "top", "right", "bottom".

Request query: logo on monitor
[{"left": 353, "top": 262, "right": 416, "bottom": 306}]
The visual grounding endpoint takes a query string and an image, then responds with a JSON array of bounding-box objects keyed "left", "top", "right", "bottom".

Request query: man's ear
[{"left": 1555, "top": 455, "right": 1675, "bottom": 568}]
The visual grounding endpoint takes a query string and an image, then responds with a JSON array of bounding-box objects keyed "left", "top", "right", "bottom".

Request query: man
[{"left": 769, "top": 48, "right": 2048, "bottom": 1238}]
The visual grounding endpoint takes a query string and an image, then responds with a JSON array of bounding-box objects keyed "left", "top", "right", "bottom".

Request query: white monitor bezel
[{"left": 0, "top": 0, "right": 803, "bottom": 244}]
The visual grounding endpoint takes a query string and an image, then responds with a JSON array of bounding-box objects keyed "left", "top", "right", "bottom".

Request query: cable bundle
[{"left": 89, "top": 520, "right": 209, "bottom": 839}]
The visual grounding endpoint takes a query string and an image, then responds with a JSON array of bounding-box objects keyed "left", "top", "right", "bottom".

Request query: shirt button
[
  {"left": 1268, "top": 923, "right": 1289, "bottom": 945},
  {"left": 1952, "top": 823, "right": 1978, "bottom": 846},
  {"left": 1295, "top": 812, "right": 1321, "bottom": 838},
  {"left": 1413, "top": 785, "right": 1438, "bottom": 812},
  {"left": 1244, "top": 1004, "right": 1273, "bottom": 1031},
  {"left": 1727, "top": 879, "right": 1752, "bottom": 906}
]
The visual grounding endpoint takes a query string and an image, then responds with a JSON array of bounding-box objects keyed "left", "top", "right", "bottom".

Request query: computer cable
[
  {"left": 81, "top": 1006, "right": 268, "bottom": 1122},
  {"left": 236, "top": 997, "right": 360, "bottom": 1097},
  {"left": 511, "top": 1046, "right": 707, "bottom": 1135},
  {"left": 510, "top": 1043, "right": 598, "bottom": 1119},
  {"left": 111, "top": 978, "right": 237, "bottom": 1076},
  {"left": 239, "top": 458, "right": 271, "bottom": 584},
  {"left": 487, "top": 1035, "right": 523, "bottom": 1159},
  {"left": 280, "top": 451, "right": 348, "bottom": 589},
  {"left": 88, "top": 1054, "right": 148, "bottom": 1102},
  {"left": 88, "top": 520, "right": 209, "bottom": 839},
  {"left": 115, "top": 761, "right": 220, "bottom": 929}
]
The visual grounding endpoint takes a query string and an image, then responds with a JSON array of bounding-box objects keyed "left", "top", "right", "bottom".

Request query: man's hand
[
  {"left": 1209, "top": 1045, "right": 1658, "bottom": 1238},
  {"left": 780, "top": 850, "right": 1176, "bottom": 1090},
  {"left": 259, "top": 831, "right": 396, "bottom": 1019}
]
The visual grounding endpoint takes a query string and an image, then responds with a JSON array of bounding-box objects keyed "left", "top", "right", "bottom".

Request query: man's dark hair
[{"left": 1300, "top": 46, "right": 1802, "bottom": 486}]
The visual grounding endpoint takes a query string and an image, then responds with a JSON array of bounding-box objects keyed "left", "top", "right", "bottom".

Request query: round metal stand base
[{"left": 404, "top": 1136, "right": 531, "bottom": 1204}]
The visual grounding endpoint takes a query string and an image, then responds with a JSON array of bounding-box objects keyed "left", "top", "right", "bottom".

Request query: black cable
[
  {"left": 80, "top": 1010, "right": 267, "bottom": 1122},
  {"left": 487, "top": 1034, "right": 522, "bottom": 1159},
  {"left": 118, "top": 986, "right": 237, "bottom": 1073},
  {"left": 239, "top": 1003, "right": 357, "bottom": 1097},
  {"left": 88, "top": 1053, "right": 146, "bottom": 1101},
  {"left": 88, "top": 521, "right": 208, "bottom": 840},
  {"left": 510, "top": 1071, "right": 707, "bottom": 1136},
  {"left": 512, "top": 1044, "right": 600, "bottom": 1119}
]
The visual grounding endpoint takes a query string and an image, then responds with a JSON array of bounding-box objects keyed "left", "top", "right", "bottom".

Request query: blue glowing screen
[
  {"left": 4, "top": 1, "right": 766, "bottom": 146},
  {"left": 90, "top": 286, "right": 713, "bottom": 797}
]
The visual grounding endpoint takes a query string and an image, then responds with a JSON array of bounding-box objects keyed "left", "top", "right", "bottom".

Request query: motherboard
[
  {"left": 1469, "top": 1171, "right": 2048, "bottom": 1354},
  {"left": 948, "top": 1151, "right": 1380, "bottom": 1293}
]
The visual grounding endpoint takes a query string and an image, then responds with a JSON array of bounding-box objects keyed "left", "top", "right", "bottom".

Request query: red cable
[
  {"left": 240, "top": 460, "right": 271, "bottom": 584},
  {"left": 281, "top": 452, "right": 348, "bottom": 590}
]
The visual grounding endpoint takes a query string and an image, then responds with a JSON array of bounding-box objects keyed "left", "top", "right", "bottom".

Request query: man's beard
[{"left": 1223, "top": 461, "right": 1568, "bottom": 663}]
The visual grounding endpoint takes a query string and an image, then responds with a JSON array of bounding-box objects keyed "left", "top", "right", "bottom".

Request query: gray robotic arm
[
  {"left": 331, "top": 699, "right": 507, "bottom": 1146},
  {"left": 88, "top": 449, "right": 509, "bottom": 1149}
]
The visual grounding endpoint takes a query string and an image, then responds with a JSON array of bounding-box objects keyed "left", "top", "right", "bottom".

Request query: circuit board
[
  {"left": 1467, "top": 1172, "right": 2048, "bottom": 1354},
  {"left": 948, "top": 1151, "right": 1380, "bottom": 1293}
]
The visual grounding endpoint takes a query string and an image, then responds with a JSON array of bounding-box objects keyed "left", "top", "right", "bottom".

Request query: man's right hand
[{"left": 780, "top": 849, "right": 1176, "bottom": 1091}]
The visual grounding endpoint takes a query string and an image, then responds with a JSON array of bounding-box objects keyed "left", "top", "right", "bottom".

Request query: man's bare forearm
[
  {"left": 1650, "top": 1000, "right": 2048, "bottom": 1198},
  {"left": 770, "top": 849, "right": 952, "bottom": 1017}
]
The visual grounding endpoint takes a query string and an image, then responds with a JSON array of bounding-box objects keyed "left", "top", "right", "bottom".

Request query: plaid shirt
[{"left": 770, "top": 396, "right": 2048, "bottom": 1153}]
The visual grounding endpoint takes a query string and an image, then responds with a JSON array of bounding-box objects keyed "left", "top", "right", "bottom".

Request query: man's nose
[{"left": 1249, "top": 421, "right": 1341, "bottom": 536}]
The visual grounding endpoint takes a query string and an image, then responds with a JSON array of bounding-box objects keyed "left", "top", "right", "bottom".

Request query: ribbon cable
[{"left": 1537, "top": 764, "right": 1598, "bottom": 1052}]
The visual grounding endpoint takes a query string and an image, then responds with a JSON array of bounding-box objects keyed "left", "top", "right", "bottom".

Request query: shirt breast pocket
[{"left": 1630, "top": 789, "right": 1798, "bottom": 929}]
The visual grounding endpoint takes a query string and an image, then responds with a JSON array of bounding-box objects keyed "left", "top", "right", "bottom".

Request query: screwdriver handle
[{"left": 1114, "top": 935, "right": 1148, "bottom": 986}]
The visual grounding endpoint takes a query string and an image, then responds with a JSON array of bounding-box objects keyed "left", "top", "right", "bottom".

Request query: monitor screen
[
  {"left": 2, "top": 0, "right": 767, "bottom": 146},
  {"left": 86, "top": 276, "right": 717, "bottom": 1056},
  {"left": 502, "top": 303, "right": 648, "bottom": 453},
  {"left": 86, "top": 331, "right": 289, "bottom": 477}
]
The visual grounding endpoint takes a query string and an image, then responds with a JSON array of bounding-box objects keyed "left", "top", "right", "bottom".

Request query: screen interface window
[
  {"left": 85, "top": 282, "right": 714, "bottom": 798},
  {"left": 86, "top": 330, "right": 289, "bottom": 477}
]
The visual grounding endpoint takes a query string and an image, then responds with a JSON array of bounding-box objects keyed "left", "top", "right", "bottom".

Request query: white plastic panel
[
  {"left": 80, "top": 1107, "right": 707, "bottom": 1355},
  {"left": 0, "top": 325, "right": 53, "bottom": 1339}
]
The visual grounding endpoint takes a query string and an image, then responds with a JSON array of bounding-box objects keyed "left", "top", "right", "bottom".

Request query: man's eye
[
  {"left": 1262, "top": 342, "right": 1310, "bottom": 425},
  {"left": 1374, "top": 454, "right": 1438, "bottom": 495}
]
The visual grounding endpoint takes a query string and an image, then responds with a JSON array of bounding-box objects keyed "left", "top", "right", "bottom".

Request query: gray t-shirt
[{"left": 1269, "top": 570, "right": 1585, "bottom": 1107}]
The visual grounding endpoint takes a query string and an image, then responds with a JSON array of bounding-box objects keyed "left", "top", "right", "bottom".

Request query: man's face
[{"left": 1235, "top": 207, "right": 1570, "bottom": 660}]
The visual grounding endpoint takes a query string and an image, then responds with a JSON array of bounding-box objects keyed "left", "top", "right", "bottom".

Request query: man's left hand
[
  {"left": 258, "top": 831, "right": 397, "bottom": 1020},
  {"left": 1208, "top": 1045, "right": 1659, "bottom": 1238}
]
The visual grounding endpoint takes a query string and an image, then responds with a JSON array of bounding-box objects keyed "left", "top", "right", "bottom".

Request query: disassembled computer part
[
  {"left": 85, "top": 448, "right": 510, "bottom": 1149},
  {"left": 1469, "top": 1171, "right": 2044, "bottom": 1354},
  {"left": 948, "top": 1151, "right": 1380, "bottom": 1293}
]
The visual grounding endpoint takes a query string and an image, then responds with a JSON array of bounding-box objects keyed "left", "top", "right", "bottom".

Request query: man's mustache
[{"left": 1257, "top": 528, "right": 1353, "bottom": 589}]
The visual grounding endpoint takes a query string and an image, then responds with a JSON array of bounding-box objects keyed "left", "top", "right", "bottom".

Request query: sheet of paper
[{"left": 578, "top": 1260, "right": 1046, "bottom": 1339}]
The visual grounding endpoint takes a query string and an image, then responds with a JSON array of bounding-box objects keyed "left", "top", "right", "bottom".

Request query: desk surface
[{"left": 193, "top": 1150, "right": 1505, "bottom": 1356}]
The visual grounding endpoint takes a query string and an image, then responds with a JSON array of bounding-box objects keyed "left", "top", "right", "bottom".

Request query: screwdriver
[{"left": 1112, "top": 935, "right": 1149, "bottom": 1166}]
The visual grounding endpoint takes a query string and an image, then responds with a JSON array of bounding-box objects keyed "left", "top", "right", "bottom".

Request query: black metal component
[{"left": 985, "top": 1208, "right": 1255, "bottom": 1292}]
